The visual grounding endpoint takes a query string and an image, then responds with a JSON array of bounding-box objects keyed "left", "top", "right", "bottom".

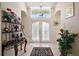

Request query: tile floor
[
  {"left": 18, "top": 43, "right": 54, "bottom": 56},
  {"left": 4, "top": 43, "right": 60, "bottom": 56}
]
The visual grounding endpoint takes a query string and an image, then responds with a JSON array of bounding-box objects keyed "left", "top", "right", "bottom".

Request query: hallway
[{"left": 0, "top": 2, "right": 79, "bottom": 56}]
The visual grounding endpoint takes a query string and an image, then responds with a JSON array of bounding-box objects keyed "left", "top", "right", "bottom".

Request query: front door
[{"left": 32, "top": 21, "right": 50, "bottom": 43}]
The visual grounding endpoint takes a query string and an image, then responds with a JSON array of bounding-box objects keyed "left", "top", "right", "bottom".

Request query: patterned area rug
[{"left": 30, "top": 47, "right": 54, "bottom": 56}]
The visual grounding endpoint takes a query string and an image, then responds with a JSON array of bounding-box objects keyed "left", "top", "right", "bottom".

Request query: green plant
[
  {"left": 2, "top": 9, "right": 16, "bottom": 22},
  {"left": 57, "top": 29, "right": 78, "bottom": 56}
]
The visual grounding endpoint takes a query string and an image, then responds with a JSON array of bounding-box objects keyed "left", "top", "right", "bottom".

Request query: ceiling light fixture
[{"left": 39, "top": 0, "right": 43, "bottom": 16}]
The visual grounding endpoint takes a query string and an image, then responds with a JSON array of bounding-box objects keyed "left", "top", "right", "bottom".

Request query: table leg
[
  {"left": 20, "top": 43, "right": 22, "bottom": 50},
  {"left": 24, "top": 40, "right": 27, "bottom": 52},
  {"left": 2, "top": 45, "right": 4, "bottom": 56},
  {"left": 14, "top": 45, "right": 18, "bottom": 56}
]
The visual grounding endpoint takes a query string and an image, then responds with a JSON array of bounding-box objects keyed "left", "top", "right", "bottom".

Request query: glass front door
[
  {"left": 32, "top": 21, "right": 50, "bottom": 43},
  {"left": 42, "top": 22, "right": 50, "bottom": 42}
]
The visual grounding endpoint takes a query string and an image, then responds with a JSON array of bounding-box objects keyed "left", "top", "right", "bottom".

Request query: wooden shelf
[
  {"left": 2, "top": 30, "right": 22, "bottom": 34},
  {"left": 2, "top": 20, "right": 22, "bottom": 25},
  {"left": 2, "top": 39, "right": 23, "bottom": 47}
]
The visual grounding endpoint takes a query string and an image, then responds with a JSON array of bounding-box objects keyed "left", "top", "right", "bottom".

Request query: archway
[
  {"left": 21, "top": 10, "right": 31, "bottom": 43},
  {"left": 53, "top": 10, "right": 61, "bottom": 26},
  {"left": 21, "top": 11, "right": 27, "bottom": 35}
]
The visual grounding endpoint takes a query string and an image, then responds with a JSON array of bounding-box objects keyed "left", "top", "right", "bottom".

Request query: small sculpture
[{"left": 14, "top": 25, "right": 19, "bottom": 31}]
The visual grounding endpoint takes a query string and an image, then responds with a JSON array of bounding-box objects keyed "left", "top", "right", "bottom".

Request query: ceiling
[{"left": 25, "top": 2, "right": 57, "bottom": 8}]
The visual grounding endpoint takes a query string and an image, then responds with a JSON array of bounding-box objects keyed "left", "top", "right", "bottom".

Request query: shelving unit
[{"left": 1, "top": 9, "right": 27, "bottom": 56}]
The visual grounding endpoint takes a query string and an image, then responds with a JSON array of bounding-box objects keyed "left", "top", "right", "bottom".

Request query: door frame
[{"left": 31, "top": 20, "right": 51, "bottom": 43}]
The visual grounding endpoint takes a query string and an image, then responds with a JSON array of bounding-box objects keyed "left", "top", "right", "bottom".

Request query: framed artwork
[{"left": 65, "top": 2, "right": 75, "bottom": 18}]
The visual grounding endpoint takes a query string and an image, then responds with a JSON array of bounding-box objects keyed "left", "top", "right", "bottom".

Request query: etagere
[{"left": 1, "top": 8, "right": 27, "bottom": 56}]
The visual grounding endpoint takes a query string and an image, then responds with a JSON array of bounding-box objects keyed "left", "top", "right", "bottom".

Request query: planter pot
[{"left": 60, "top": 49, "right": 65, "bottom": 56}]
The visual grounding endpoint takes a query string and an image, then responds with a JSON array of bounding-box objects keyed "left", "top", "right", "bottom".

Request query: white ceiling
[{"left": 26, "top": 2, "right": 57, "bottom": 8}]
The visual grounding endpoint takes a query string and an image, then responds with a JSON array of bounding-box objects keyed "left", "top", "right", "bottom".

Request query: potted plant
[
  {"left": 57, "top": 29, "right": 78, "bottom": 56},
  {"left": 2, "top": 8, "right": 16, "bottom": 22}
]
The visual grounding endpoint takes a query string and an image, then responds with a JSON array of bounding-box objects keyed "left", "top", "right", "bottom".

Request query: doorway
[{"left": 32, "top": 21, "right": 50, "bottom": 43}]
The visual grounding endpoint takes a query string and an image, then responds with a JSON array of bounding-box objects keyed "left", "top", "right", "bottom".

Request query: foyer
[{"left": 0, "top": 2, "right": 79, "bottom": 56}]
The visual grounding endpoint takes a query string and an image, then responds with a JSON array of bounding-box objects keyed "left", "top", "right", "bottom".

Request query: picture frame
[{"left": 65, "top": 2, "right": 75, "bottom": 18}]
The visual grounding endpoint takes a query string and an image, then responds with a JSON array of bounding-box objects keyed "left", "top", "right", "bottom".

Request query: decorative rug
[{"left": 30, "top": 47, "right": 54, "bottom": 56}]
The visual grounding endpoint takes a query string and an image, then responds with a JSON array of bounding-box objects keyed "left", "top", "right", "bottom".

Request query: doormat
[{"left": 30, "top": 47, "right": 54, "bottom": 56}]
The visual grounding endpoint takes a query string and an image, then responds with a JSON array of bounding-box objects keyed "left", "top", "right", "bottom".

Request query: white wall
[
  {"left": 21, "top": 8, "right": 32, "bottom": 43},
  {"left": 53, "top": 2, "right": 79, "bottom": 56},
  {"left": 1, "top": 2, "right": 27, "bottom": 18},
  {"left": 50, "top": 7, "right": 61, "bottom": 56}
]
